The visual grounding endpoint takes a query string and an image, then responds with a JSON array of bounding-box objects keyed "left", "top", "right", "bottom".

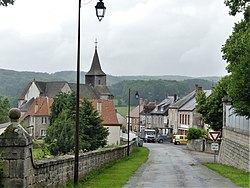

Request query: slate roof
[
  {"left": 94, "top": 85, "right": 113, "bottom": 98},
  {"left": 179, "top": 90, "right": 212, "bottom": 111},
  {"left": 116, "top": 111, "right": 126, "bottom": 125},
  {"left": 151, "top": 96, "right": 175, "bottom": 115},
  {"left": 39, "top": 81, "right": 68, "bottom": 98},
  {"left": 169, "top": 91, "right": 196, "bottom": 109},
  {"left": 19, "top": 97, "right": 35, "bottom": 112},
  {"left": 91, "top": 99, "right": 120, "bottom": 126},
  {"left": 143, "top": 101, "right": 157, "bottom": 114},
  {"left": 19, "top": 81, "right": 68, "bottom": 100},
  {"left": 68, "top": 83, "right": 99, "bottom": 99},
  {"left": 86, "top": 49, "right": 106, "bottom": 76},
  {"left": 19, "top": 82, "right": 32, "bottom": 100}
]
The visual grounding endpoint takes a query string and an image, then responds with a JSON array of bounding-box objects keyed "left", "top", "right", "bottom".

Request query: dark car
[{"left": 157, "top": 135, "right": 172, "bottom": 143}]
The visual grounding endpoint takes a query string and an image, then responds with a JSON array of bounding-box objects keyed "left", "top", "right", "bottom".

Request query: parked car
[
  {"left": 142, "top": 129, "right": 156, "bottom": 143},
  {"left": 157, "top": 135, "right": 172, "bottom": 143},
  {"left": 172, "top": 135, "right": 187, "bottom": 145}
]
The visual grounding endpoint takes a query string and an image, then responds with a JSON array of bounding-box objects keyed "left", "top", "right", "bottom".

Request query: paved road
[{"left": 123, "top": 143, "right": 238, "bottom": 188}]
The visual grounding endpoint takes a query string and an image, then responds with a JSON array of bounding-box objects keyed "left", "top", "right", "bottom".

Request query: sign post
[{"left": 209, "top": 131, "right": 221, "bottom": 163}]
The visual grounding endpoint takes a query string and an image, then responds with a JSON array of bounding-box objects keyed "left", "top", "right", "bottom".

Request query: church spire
[{"left": 85, "top": 40, "right": 106, "bottom": 86}]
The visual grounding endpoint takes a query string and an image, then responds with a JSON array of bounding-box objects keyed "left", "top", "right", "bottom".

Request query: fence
[
  {"left": 225, "top": 105, "right": 249, "bottom": 132},
  {"left": 219, "top": 104, "right": 249, "bottom": 172}
]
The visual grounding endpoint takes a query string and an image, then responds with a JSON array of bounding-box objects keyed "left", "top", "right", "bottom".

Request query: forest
[{"left": 0, "top": 68, "right": 218, "bottom": 107}]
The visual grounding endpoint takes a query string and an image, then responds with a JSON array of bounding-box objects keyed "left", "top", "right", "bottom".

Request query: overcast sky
[{"left": 0, "top": 0, "right": 242, "bottom": 77}]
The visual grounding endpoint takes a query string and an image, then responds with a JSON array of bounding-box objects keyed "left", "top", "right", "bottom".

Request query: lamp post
[
  {"left": 127, "top": 88, "right": 131, "bottom": 156},
  {"left": 74, "top": 0, "right": 106, "bottom": 186},
  {"left": 135, "top": 91, "right": 141, "bottom": 137}
]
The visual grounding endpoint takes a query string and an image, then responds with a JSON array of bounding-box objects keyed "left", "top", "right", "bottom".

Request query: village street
[{"left": 123, "top": 143, "right": 238, "bottom": 188}]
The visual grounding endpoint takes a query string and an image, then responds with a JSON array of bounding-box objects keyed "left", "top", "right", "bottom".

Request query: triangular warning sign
[{"left": 209, "top": 132, "right": 221, "bottom": 142}]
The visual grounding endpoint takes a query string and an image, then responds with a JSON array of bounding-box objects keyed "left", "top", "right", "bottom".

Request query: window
[
  {"left": 42, "top": 117, "right": 47, "bottom": 124},
  {"left": 29, "top": 127, "right": 34, "bottom": 136},
  {"left": 40, "top": 129, "right": 46, "bottom": 137},
  {"left": 31, "top": 116, "right": 35, "bottom": 124}
]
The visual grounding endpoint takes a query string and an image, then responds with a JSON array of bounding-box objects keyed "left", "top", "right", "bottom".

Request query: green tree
[
  {"left": 196, "top": 77, "right": 229, "bottom": 131},
  {"left": 0, "top": 96, "right": 10, "bottom": 124},
  {"left": 0, "top": 0, "right": 14, "bottom": 6},
  {"left": 222, "top": 4, "right": 250, "bottom": 118},
  {"left": 45, "top": 92, "right": 109, "bottom": 155},
  {"left": 224, "top": 0, "right": 248, "bottom": 16},
  {"left": 187, "top": 128, "right": 208, "bottom": 140}
]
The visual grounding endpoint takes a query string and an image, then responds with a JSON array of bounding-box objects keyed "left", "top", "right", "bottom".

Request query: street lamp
[
  {"left": 74, "top": 0, "right": 106, "bottom": 186},
  {"left": 95, "top": 0, "right": 106, "bottom": 22},
  {"left": 127, "top": 88, "right": 131, "bottom": 156},
  {"left": 135, "top": 91, "right": 141, "bottom": 137}
]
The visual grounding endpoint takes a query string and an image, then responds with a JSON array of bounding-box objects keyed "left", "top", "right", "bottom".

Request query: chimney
[
  {"left": 97, "top": 101, "right": 102, "bottom": 114},
  {"left": 195, "top": 85, "right": 203, "bottom": 95},
  {"left": 34, "top": 99, "right": 38, "bottom": 113},
  {"left": 174, "top": 94, "right": 177, "bottom": 102}
]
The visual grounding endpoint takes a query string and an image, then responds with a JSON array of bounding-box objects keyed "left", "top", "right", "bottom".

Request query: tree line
[{"left": 109, "top": 79, "right": 214, "bottom": 106}]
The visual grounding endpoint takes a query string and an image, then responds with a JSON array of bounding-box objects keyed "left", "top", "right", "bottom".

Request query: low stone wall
[
  {"left": 29, "top": 143, "right": 136, "bottom": 187},
  {"left": 0, "top": 121, "right": 137, "bottom": 187},
  {"left": 218, "top": 127, "right": 249, "bottom": 172},
  {"left": 187, "top": 139, "right": 216, "bottom": 154}
]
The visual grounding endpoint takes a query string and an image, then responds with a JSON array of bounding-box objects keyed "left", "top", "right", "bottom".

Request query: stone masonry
[
  {"left": 0, "top": 108, "right": 136, "bottom": 187},
  {"left": 218, "top": 127, "right": 249, "bottom": 172}
]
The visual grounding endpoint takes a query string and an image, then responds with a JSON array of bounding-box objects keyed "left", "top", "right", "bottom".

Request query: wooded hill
[{"left": 0, "top": 68, "right": 219, "bottom": 106}]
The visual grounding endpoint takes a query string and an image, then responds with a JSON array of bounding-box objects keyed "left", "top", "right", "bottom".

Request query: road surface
[{"left": 123, "top": 143, "right": 238, "bottom": 188}]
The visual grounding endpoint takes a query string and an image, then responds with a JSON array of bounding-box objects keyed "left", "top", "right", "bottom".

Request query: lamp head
[
  {"left": 135, "top": 91, "right": 139, "bottom": 99},
  {"left": 95, "top": 0, "right": 106, "bottom": 22}
]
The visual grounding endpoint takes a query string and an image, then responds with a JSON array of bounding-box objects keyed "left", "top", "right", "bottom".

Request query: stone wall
[
  {"left": 218, "top": 127, "right": 249, "bottom": 172},
  {"left": 1, "top": 139, "right": 136, "bottom": 188},
  {"left": 0, "top": 109, "right": 137, "bottom": 187},
  {"left": 187, "top": 139, "right": 216, "bottom": 154}
]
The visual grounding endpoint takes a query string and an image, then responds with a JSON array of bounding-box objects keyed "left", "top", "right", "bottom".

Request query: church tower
[{"left": 85, "top": 41, "right": 106, "bottom": 87}]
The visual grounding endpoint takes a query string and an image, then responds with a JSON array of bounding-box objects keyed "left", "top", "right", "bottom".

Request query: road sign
[
  {"left": 211, "top": 143, "right": 219, "bottom": 151},
  {"left": 209, "top": 131, "right": 221, "bottom": 142}
]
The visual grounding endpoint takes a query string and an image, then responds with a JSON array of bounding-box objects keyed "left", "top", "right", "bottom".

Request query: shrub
[{"left": 187, "top": 128, "right": 207, "bottom": 140}]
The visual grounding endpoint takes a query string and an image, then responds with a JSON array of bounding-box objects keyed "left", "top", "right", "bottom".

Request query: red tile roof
[
  {"left": 23, "top": 96, "right": 54, "bottom": 117},
  {"left": 90, "top": 99, "right": 120, "bottom": 126}
]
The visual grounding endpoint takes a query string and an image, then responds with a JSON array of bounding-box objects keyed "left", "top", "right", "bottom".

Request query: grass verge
[
  {"left": 65, "top": 147, "right": 149, "bottom": 188},
  {"left": 204, "top": 163, "right": 250, "bottom": 188}
]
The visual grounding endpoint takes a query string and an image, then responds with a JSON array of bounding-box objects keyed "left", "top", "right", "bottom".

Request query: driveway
[{"left": 123, "top": 143, "right": 238, "bottom": 188}]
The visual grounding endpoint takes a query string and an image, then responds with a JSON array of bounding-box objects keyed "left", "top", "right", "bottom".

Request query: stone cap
[{"left": 0, "top": 108, "right": 32, "bottom": 146}]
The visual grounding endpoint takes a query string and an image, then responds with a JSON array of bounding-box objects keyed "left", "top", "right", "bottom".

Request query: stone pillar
[{"left": 0, "top": 108, "right": 32, "bottom": 187}]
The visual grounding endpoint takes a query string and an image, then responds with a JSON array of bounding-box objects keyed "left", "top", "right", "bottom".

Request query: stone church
[{"left": 18, "top": 45, "right": 120, "bottom": 145}]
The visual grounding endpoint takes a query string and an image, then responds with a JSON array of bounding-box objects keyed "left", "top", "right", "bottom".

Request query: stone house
[
  {"left": 18, "top": 46, "right": 118, "bottom": 144},
  {"left": 150, "top": 96, "right": 176, "bottom": 135},
  {"left": 21, "top": 96, "right": 53, "bottom": 139},
  {"left": 168, "top": 85, "right": 212, "bottom": 135},
  {"left": 91, "top": 99, "right": 121, "bottom": 145},
  {"left": 140, "top": 100, "right": 158, "bottom": 129},
  {"left": 129, "top": 99, "right": 144, "bottom": 133}
]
